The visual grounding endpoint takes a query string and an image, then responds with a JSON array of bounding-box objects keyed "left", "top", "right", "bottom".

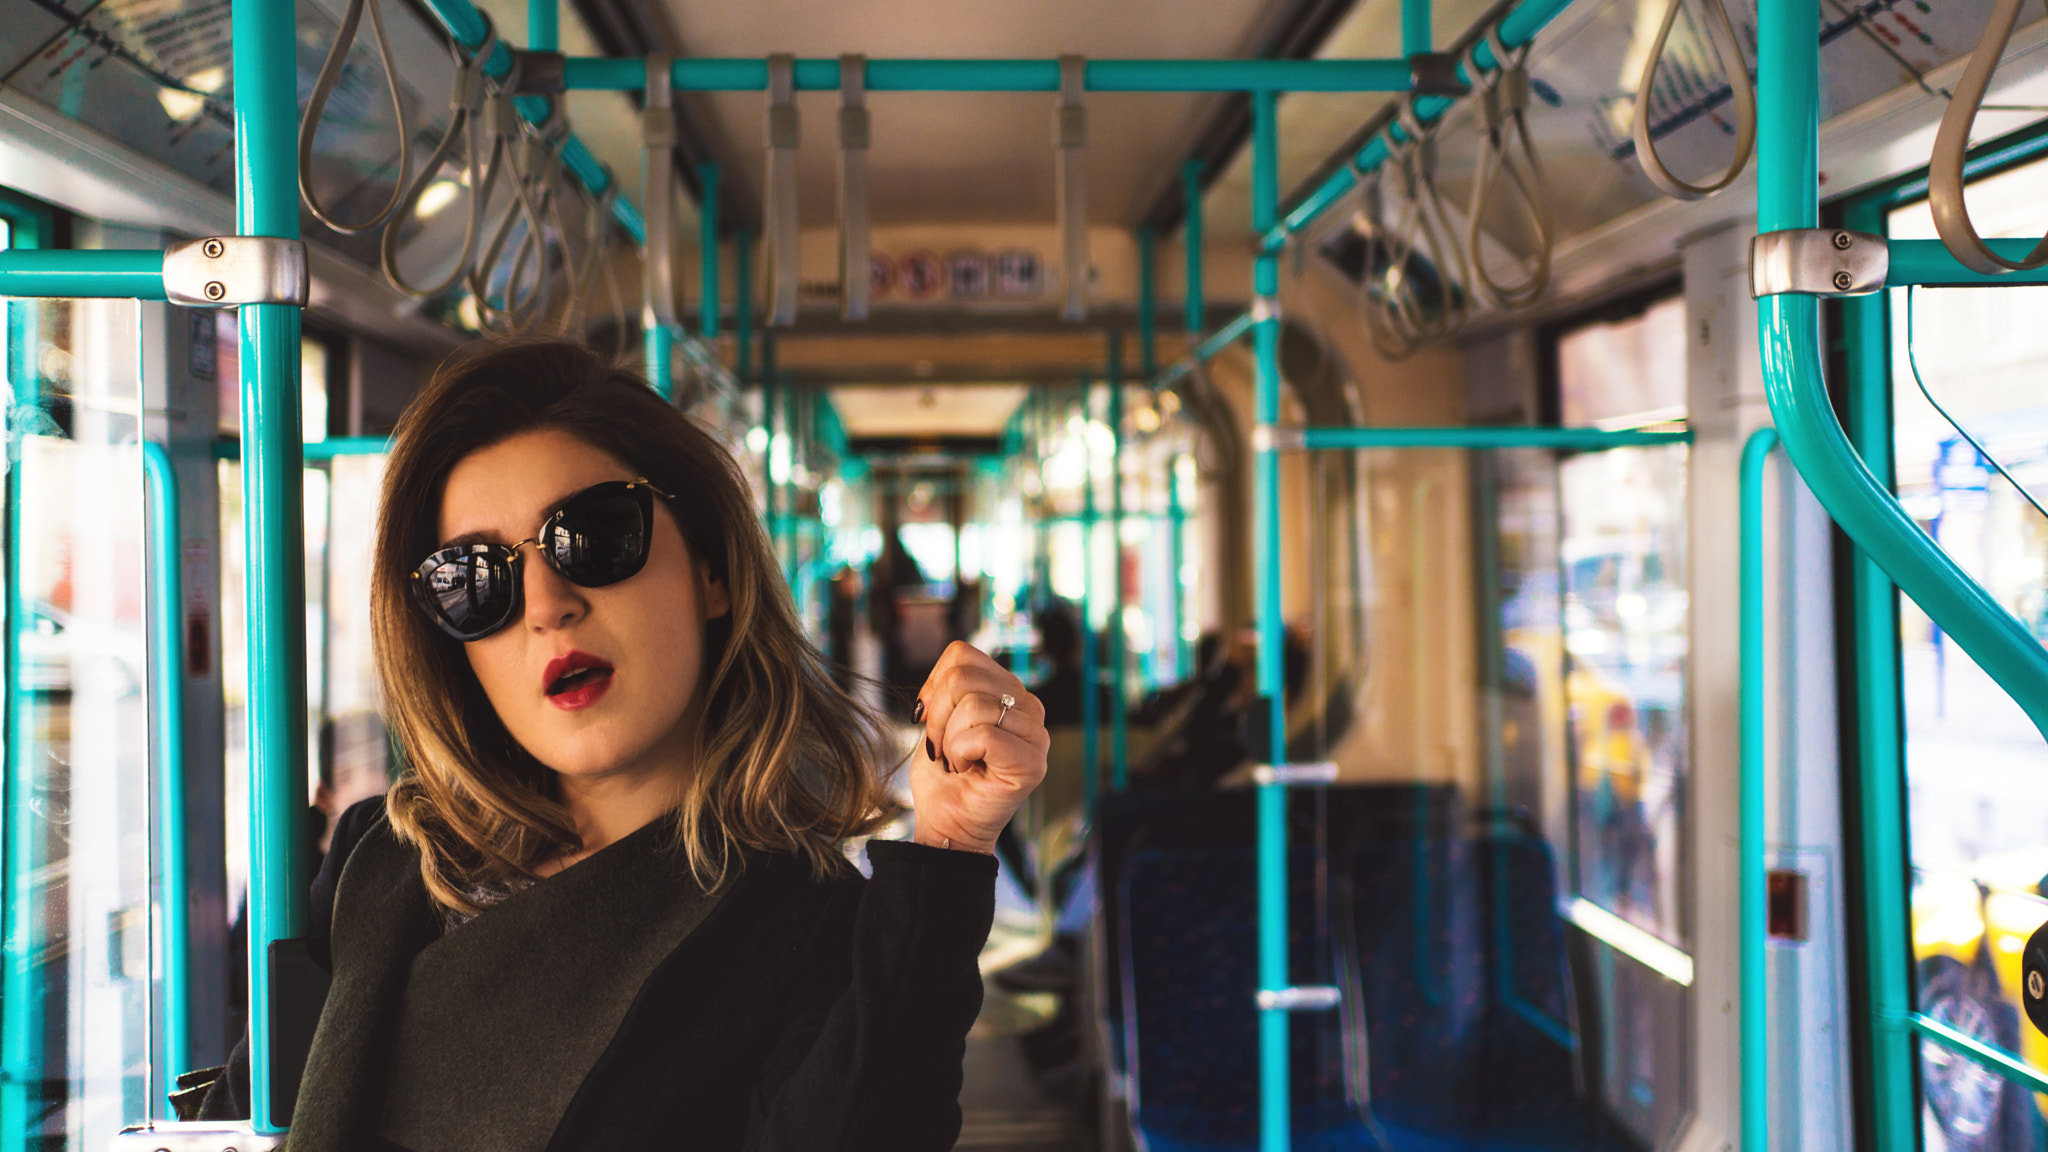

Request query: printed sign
[
  {"left": 899, "top": 251, "right": 945, "bottom": 300},
  {"left": 994, "top": 251, "right": 1044, "bottom": 298},
  {"left": 949, "top": 252, "right": 990, "bottom": 300},
  {"left": 869, "top": 252, "right": 896, "bottom": 299}
]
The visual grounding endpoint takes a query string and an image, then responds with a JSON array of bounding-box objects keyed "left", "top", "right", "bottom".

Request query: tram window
[
  {"left": 0, "top": 281, "right": 155, "bottom": 1141},
  {"left": 1495, "top": 292, "right": 1691, "bottom": 1145},
  {"left": 1885, "top": 152, "right": 2048, "bottom": 1149}
]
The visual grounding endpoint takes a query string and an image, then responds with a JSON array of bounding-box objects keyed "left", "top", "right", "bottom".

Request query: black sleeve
[
  {"left": 742, "top": 839, "right": 997, "bottom": 1152},
  {"left": 196, "top": 793, "right": 389, "bottom": 1121}
]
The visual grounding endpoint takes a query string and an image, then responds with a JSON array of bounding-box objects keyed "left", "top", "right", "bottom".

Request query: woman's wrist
[{"left": 913, "top": 824, "right": 996, "bottom": 854}]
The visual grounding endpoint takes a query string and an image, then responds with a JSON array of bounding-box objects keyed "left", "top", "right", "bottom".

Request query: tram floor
[{"left": 955, "top": 983, "right": 1085, "bottom": 1151}]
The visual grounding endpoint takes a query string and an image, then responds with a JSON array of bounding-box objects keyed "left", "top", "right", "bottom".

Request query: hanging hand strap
[
  {"left": 764, "top": 54, "right": 801, "bottom": 326},
  {"left": 300, "top": 0, "right": 414, "bottom": 233},
  {"left": 838, "top": 54, "right": 872, "bottom": 321},
  {"left": 380, "top": 15, "right": 499, "bottom": 298},
  {"left": 643, "top": 55, "right": 680, "bottom": 333},
  {"left": 1054, "top": 56, "right": 1089, "bottom": 322},
  {"left": 1930, "top": 0, "right": 2048, "bottom": 274},
  {"left": 1630, "top": 0, "right": 1756, "bottom": 201},
  {"left": 1464, "top": 26, "right": 1554, "bottom": 310}
]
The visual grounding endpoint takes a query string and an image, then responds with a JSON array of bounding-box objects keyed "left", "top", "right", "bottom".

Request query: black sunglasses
[{"left": 411, "top": 478, "right": 675, "bottom": 641}]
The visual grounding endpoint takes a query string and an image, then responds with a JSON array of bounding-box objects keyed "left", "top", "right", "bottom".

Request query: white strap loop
[
  {"left": 838, "top": 54, "right": 872, "bottom": 320},
  {"left": 1054, "top": 55, "right": 1088, "bottom": 322},
  {"left": 1930, "top": 0, "right": 2048, "bottom": 274},
  {"left": 1629, "top": 0, "right": 1756, "bottom": 201},
  {"left": 1464, "top": 27, "right": 1554, "bottom": 310},
  {"left": 643, "top": 55, "right": 679, "bottom": 334},
  {"left": 764, "top": 54, "right": 801, "bottom": 326}
]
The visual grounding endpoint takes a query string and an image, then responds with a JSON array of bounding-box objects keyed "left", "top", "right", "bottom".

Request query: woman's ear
[{"left": 701, "top": 568, "right": 732, "bottom": 621}]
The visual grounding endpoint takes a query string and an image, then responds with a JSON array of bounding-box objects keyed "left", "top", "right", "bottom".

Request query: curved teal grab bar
[
  {"left": 142, "top": 442, "right": 191, "bottom": 1103},
  {"left": 1757, "top": 295, "right": 2048, "bottom": 737},
  {"left": 1738, "top": 426, "right": 1775, "bottom": 1152}
]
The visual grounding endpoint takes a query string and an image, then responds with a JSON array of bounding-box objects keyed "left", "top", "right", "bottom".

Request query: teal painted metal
[
  {"left": 1153, "top": 309, "right": 1253, "bottom": 390},
  {"left": 1404, "top": 0, "right": 1432, "bottom": 56},
  {"left": 1755, "top": 39, "right": 2048, "bottom": 742},
  {"left": 1107, "top": 333, "right": 1128, "bottom": 792},
  {"left": 1081, "top": 376, "right": 1100, "bottom": 811},
  {"left": 1183, "top": 160, "right": 1204, "bottom": 337},
  {"left": 646, "top": 325, "right": 674, "bottom": 400},
  {"left": 1911, "top": 1013, "right": 2048, "bottom": 1093},
  {"left": 1738, "top": 426, "right": 1776, "bottom": 1152},
  {"left": 1887, "top": 238, "right": 2048, "bottom": 286},
  {"left": 1300, "top": 426, "right": 1692, "bottom": 450},
  {"left": 700, "top": 164, "right": 721, "bottom": 339},
  {"left": 1137, "top": 228, "right": 1157, "bottom": 378},
  {"left": 0, "top": 205, "right": 47, "bottom": 1152},
  {"left": 235, "top": 0, "right": 309, "bottom": 1129},
  {"left": 559, "top": 57, "right": 1412, "bottom": 93},
  {"left": 1839, "top": 193, "right": 1917, "bottom": 1152},
  {"left": 1249, "top": 89, "right": 1289, "bottom": 1152},
  {"left": 736, "top": 229, "right": 754, "bottom": 383},
  {"left": 409, "top": 0, "right": 642, "bottom": 240},
  {"left": 528, "top": 0, "right": 556, "bottom": 52},
  {"left": 0, "top": 250, "right": 164, "bottom": 299},
  {"left": 1263, "top": 0, "right": 1581, "bottom": 251},
  {"left": 144, "top": 442, "right": 192, "bottom": 1106}
]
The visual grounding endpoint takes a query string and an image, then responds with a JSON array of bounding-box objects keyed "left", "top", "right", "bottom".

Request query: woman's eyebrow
[
  {"left": 433, "top": 481, "right": 611, "bottom": 552},
  {"left": 435, "top": 530, "right": 500, "bottom": 551}
]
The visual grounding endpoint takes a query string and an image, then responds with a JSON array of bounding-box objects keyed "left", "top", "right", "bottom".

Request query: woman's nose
[{"left": 521, "top": 547, "right": 589, "bottom": 631}]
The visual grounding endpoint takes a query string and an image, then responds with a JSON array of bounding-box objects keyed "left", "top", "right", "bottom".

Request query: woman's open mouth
[{"left": 544, "top": 651, "right": 615, "bottom": 710}]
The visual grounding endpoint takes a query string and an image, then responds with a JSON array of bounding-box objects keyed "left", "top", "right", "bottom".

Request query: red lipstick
[{"left": 543, "top": 650, "right": 614, "bottom": 711}]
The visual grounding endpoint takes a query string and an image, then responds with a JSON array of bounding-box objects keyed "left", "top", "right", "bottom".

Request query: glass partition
[{"left": 1887, "top": 154, "right": 2048, "bottom": 1152}]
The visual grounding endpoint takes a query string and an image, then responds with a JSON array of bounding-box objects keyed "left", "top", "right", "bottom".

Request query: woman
[{"left": 198, "top": 340, "right": 1048, "bottom": 1151}]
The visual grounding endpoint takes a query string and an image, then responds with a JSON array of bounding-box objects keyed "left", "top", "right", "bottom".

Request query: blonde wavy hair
[{"left": 371, "top": 339, "right": 892, "bottom": 912}]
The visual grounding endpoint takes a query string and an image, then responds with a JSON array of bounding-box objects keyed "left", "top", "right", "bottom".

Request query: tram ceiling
[
  {"left": 770, "top": 329, "right": 1135, "bottom": 386},
  {"left": 651, "top": 0, "right": 1294, "bottom": 224}
]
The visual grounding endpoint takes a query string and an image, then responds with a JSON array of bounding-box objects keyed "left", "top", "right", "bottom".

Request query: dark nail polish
[
  {"left": 926, "top": 737, "right": 936, "bottom": 762},
  {"left": 911, "top": 698, "right": 925, "bottom": 724},
  {"left": 942, "top": 755, "right": 952, "bottom": 773}
]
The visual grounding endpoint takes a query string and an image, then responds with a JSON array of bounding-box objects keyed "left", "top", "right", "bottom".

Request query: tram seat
[{"left": 1117, "top": 845, "right": 1374, "bottom": 1152}]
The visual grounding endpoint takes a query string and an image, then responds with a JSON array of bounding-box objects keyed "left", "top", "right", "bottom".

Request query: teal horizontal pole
[
  {"left": 1910, "top": 1012, "right": 2048, "bottom": 1094},
  {"left": 1886, "top": 239, "right": 2048, "bottom": 287},
  {"left": 559, "top": 57, "right": 1413, "bottom": 93},
  {"left": 1153, "top": 308, "right": 1255, "bottom": 389},
  {"left": 303, "top": 436, "right": 391, "bottom": 459},
  {"left": 0, "top": 250, "right": 165, "bottom": 299},
  {"left": 1299, "top": 426, "right": 1693, "bottom": 450},
  {"left": 1264, "top": 0, "right": 1581, "bottom": 250},
  {"left": 1738, "top": 426, "right": 1776, "bottom": 1152}
]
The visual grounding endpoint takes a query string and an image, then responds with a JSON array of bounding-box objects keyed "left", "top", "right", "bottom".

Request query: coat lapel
[
  {"left": 375, "top": 821, "right": 728, "bottom": 1152},
  {"left": 286, "top": 818, "right": 441, "bottom": 1152}
]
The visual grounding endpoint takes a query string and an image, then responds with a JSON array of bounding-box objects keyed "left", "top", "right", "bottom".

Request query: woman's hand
[{"left": 909, "top": 641, "right": 1048, "bottom": 854}]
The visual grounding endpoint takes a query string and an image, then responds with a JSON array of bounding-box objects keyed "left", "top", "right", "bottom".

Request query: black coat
[{"left": 205, "top": 796, "right": 997, "bottom": 1152}]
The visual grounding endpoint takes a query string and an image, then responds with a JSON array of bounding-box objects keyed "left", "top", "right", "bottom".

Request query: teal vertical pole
[
  {"left": 735, "top": 229, "right": 754, "bottom": 383},
  {"left": 1137, "top": 228, "right": 1158, "bottom": 379},
  {"left": 235, "top": 0, "right": 308, "bottom": 1131},
  {"left": 698, "top": 164, "right": 721, "bottom": 340},
  {"left": 1250, "top": 89, "right": 1289, "bottom": 1152},
  {"left": 1108, "top": 333, "right": 1128, "bottom": 791},
  {"left": 1081, "top": 377, "right": 1100, "bottom": 810},
  {"left": 646, "top": 326, "right": 674, "bottom": 400},
  {"left": 1403, "top": 0, "right": 1431, "bottom": 56},
  {"left": 1182, "top": 161, "right": 1204, "bottom": 337},
  {"left": 762, "top": 340, "right": 779, "bottom": 556},
  {"left": 1845, "top": 200, "right": 1918, "bottom": 1152},
  {"left": 528, "top": 0, "right": 557, "bottom": 52},
  {"left": 144, "top": 442, "right": 191, "bottom": 1108},
  {"left": 0, "top": 241, "right": 42, "bottom": 1152},
  {"left": 1167, "top": 450, "right": 1187, "bottom": 682},
  {"left": 1739, "top": 427, "right": 1776, "bottom": 1152}
]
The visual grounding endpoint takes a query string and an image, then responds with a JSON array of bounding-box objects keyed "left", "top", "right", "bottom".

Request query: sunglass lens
[
  {"left": 548, "top": 487, "right": 650, "bottom": 587},
  {"left": 425, "top": 552, "right": 518, "bottom": 638}
]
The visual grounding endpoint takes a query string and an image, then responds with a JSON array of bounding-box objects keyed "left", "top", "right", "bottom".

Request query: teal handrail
[
  {"left": 1152, "top": 309, "right": 1254, "bottom": 390},
  {"left": 1756, "top": 0, "right": 2048, "bottom": 1142},
  {"left": 1249, "top": 88, "right": 1290, "bottom": 1152},
  {"left": 1755, "top": 22, "right": 2048, "bottom": 744},
  {"left": 1183, "top": 160, "right": 1204, "bottom": 337},
  {"left": 559, "top": 57, "right": 1413, "bottom": 93},
  {"left": 0, "top": 250, "right": 164, "bottom": 299},
  {"left": 235, "top": 0, "right": 311, "bottom": 1130},
  {"left": 1738, "top": 427, "right": 1775, "bottom": 1152},
  {"left": 1299, "top": 426, "right": 1691, "bottom": 450},
  {"left": 142, "top": 442, "right": 192, "bottom": 1109},
  {"left": 1889, "top": 238, "right": 2048, "bottom": 286},
  {"left": 1262, "top": 0, "right": 1581, "bottom": 252},
  {"left": 699, "top": 163, "right": 721, "bottom": 341}
]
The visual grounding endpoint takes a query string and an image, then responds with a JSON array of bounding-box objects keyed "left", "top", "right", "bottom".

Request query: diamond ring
[{"left": 996, "top": 693, "right": 1016, "bottom": 730}]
